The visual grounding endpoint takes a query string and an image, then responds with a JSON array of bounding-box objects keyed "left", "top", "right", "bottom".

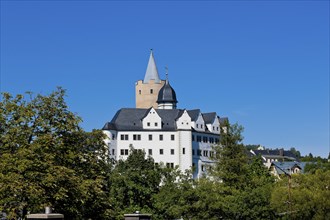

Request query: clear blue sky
[{"left": 1, "top": 1, "right": 329, "bottom": 158}]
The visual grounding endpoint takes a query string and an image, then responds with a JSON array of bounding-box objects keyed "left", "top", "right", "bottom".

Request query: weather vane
[{"left": 165, "top": 65, "right": 168, "bottom": 80}]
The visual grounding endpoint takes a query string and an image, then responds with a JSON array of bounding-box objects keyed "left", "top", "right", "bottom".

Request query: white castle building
[{"left": 102, "top": 50, "right": 227, "bottom": 178}]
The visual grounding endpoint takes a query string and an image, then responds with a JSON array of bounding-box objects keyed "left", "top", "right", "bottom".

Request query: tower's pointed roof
[{"left": 143, "top": 50, "right": 161, "bottom": 83}]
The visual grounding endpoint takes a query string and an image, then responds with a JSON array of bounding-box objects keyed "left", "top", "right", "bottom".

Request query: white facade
[{"left": 103, "top": 108, "right": 222, "bottom": 178}]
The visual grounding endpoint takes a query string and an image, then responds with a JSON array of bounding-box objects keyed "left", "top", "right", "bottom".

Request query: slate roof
[
  {"left": 103, "top": 108, "right": 224, "bottom": 132},
  {"left": 271, "top": 161, "right": 307, "bottom": 174},
  {"left": 157, "top": 80, "right": 178, "bottom": 104},
  {"left": 203, "top": 112, "right": 217, "bottom": 124},
  {"left": 102, "top": 108, "right": 184, "bottom": 131},
  {"left": 187, "top": 109, "right": 200, "bottom": 121},
  {"left": 253, "top": 149, "right": 298, "bottom": 161}
]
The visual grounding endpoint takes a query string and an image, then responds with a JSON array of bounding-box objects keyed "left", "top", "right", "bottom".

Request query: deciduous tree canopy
[{"left": 0, "top": 88, "right": 111, "bottom": 219}]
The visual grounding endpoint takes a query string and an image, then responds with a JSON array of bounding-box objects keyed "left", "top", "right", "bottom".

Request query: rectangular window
[
  {"left": 210, "top": 151, "right": 214, "bottom": 158},
  {"left": 209, "top": 137, "right": 214, "bottom": 143},
  {"left": 125, "top": 149, "right": 129, "bottom": 155},
  {"left": 150, "top": 89, "right": 153, "bottom": 94},
  {"left": 203, "top": 150, "right": 208, "bottom": 157},
  {"left": 148, "top": 134, "right": 152, "bottom": 141},
  {"left": 159, "top": 134, "right": 163, "bottom": 141},
  {"left": 155, "top": 122, "right": 158, "bottom": 126},
  {"left": 171, "top": 134, "right": 175, "bottom": 141},
  {"left": 197, "top": 136, "right": 202, "bottom": 142},
  {"left": 182, "top": 148, "right": 185, "bottom": 154},
  {"left": 192, "top": 149, "right": 195, "bottom": 155},
  {"left": 147, "top": 122, "right": 150, "bottom": 126},
  {"left": 120, "top": 149, "right": 124, "bottom": 155},
  {"left": 197, "top": 150, "right": 202, "bottom": 156},
  {"left": 166, "top": 163, "right": 174, "bottom": 169},
  {"left": 196, "top": 124, "right": 199, "bottom": 128},
  {"left": 160, "top": 149, "right": 164, "bottom": 155},
  {"left": 192, "top": 135, "right": 195, "bottom": 141},
  {"left": 148, "top": 149, "right": 152, "bottom": 155},
  {"left": 133, "top": 134, "right": 141, "bottom": 141},
  {"left": 120, "top": 134, "right": 129, "bottom": 140},
  {"left": 203, "top": 136, "right": 208, "bottom": 143},
  {"left": 171, "top": 149, "right": 174, "bottom": 155},
  {"left": 112, "top": 134, "right": 116, "bottom": 140},
  {"left": 112, "top": 149, "right": 115, "bottom": 155},
  {"left": 215, "top": 138, "right": 219, "bottom": 144}
]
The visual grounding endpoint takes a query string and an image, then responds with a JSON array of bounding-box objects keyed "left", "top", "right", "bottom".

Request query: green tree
[
  {"left": 211, "top": 120, "right": 248, "bottom": 189},
  {"left": 271, "top": 170, "right": 330, "bottom": 219},
  {"left": 0, "top": 88, "right": 111, "bottom": 219},
  {"left": 210, "top": 121, "right": 275, "bottom": 219},
  {"left": 109, "top": 148, "right": 163, "bottom": 219},
  {"left": 289, "top": 147, "right": 301, "bottom": 159}
]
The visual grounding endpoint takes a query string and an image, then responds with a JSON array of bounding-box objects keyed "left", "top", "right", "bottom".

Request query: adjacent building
[
  {"left": 102, "top": 50, "right": 226, "bottom": 178},
  {"left": 250, "top": 149, "right": 299, "bottom": 168}
]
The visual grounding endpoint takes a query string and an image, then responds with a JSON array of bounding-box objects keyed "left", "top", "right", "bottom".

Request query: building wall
[
  {"left": 114, "top": 131, "right": 180, "bottom": 167},
  {"left": 192, "top": 132, "right": 219, "bottom": 178},
  {"left": 104, "top": 129, "right": 220, "bottom": 178},
  {"left": 135, "top": 79, "right": 165, "bottom": 109}
]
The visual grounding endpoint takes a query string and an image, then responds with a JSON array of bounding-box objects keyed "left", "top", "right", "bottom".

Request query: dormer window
[
  {"left": 147, "top": 122, "right": 150, "bottom": 126},
  {"left": 155, "top": 122, "right": 158, "bottom": 126},
  {"left": 196, "top": 124, "right": 199, "bottom": 128}
]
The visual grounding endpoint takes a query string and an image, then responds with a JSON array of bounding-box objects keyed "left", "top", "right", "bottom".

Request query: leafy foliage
[
  {"left": 108, "top": 148, "right": 163, "bottom": 219},
  {"left": 0, "top": 88, "right": 111, "bottom": 219},
  {"left": 271, "top": 170, "right": 330, "bottom": 219}
]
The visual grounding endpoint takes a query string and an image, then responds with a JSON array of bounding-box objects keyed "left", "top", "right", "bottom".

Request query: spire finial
[{"left": 165, "top": 65, "right": 168, "bottom": 81}]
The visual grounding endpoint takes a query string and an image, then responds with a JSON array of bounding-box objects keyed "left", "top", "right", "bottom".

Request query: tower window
[
  {"left": 171, "top": 149, "right": 174, "bottom": 155},
  {"left": 139, "top": 90, "right": 141, "bottom": 94},
  {"left": 148, "top": 134, "right": 152, "bottom": 141},
  {"left": 159, "top": 134, "right": 163, "bottom": 141},
  {"left": 160, "top": 149, "right": 164, "bottom": 155},
  {"left": 182, "top": 148, "right": 185, "bottom": 154},
  {"left": 150, "top": 89, "right": 153, "bottom": 94}
]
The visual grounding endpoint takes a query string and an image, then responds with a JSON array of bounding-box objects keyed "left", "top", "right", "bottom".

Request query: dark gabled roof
[
  {"left": 155, "top": 109, "right": 182, "bottom": 130},
  {"left": 271, "top": 161, "right": 307, "bottom": 174},
  {"left": 103, "top": 108, "right": 227, "bottom": 133},
  {"left": 253, "top": 149, "right": 298, "bottom": 161},
  {"left": 187, "top": 109, "right": 201, "bottom": 121},
  {"left": 203, "top": 112, "right": 217, "bottom": 124},
  {"left": 102, "top": 108, "right": 183, "bottom": 131}
]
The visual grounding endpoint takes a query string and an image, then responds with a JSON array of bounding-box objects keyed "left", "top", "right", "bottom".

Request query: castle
[{"left": 102, "top": 50, "right": 226, "bottom": 178}]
